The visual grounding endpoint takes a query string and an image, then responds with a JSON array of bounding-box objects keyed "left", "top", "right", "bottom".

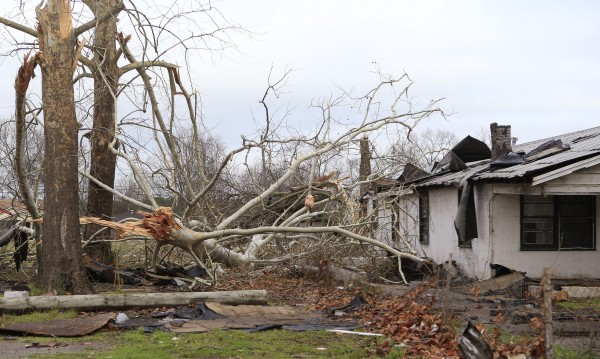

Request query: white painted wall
[
  {"left": 418, "top": 186, "right": 493, "bottom": 279},
  {"left": 377, "top": 165, "right": 600, "bottom": 279},
  {"left": 422, "top": 182, "right": 600, "bottom": 279},
  {"left": 489, "top": 186, "right": 600, "bottom": 279}
]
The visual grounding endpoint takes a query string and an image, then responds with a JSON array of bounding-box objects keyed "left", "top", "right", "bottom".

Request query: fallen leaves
[
  {"left": 360, "top": 283, "right": 461, "bottom": 358},
  {"left": 210, "top": 271, "right": 547, "bottom": 358}
]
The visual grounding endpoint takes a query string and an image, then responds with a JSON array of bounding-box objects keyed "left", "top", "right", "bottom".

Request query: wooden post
[
  {"left": 443, "top": 253, "right": 452, "bottom": 318},
  {"left": 542, "top": 267, "right": 554, "bottom": 359}
]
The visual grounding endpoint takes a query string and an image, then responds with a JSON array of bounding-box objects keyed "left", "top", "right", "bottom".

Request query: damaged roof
[{"left": 411, "top": 125, "right": 600, "bottom": 188}]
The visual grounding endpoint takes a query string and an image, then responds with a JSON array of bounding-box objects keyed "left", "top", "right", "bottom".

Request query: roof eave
[{"left": 530, "top": 153, "right": 600, "bottom": 186}]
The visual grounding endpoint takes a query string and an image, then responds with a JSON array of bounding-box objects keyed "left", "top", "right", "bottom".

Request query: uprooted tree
[{"left": 1, "top": 1, "right": 445, "bottom": 291}]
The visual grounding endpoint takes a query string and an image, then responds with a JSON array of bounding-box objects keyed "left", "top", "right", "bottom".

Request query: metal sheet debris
[
  {"left": 148, "top": 303, "right": 358, "bottom": 333},
  {"left": 325, "top": 294, "right": 366, "bottom": 316},
  {"left": 0, "top": 313, "right": 114, "bottom": 337},
  {"left": 458, "top": 321, "right": 493, "bottom": 359}
]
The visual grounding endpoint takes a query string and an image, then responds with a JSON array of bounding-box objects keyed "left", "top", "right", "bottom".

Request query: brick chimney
[
  {"left": 359, "top": 135, "right": 372, "bottom": 196},
  {"left": 490, "top": 122, "right": 512, "bottom": 162}
]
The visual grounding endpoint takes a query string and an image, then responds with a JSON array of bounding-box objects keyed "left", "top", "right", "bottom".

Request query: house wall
[
  {"left": 425, "top": 181, "right": 600, "bottom": 280},
  {"left": 418, "top": 186, "right": 493, "bottom": 279},
  {"left": 378, "top": 164, "right": 600, "bottom": 279},
  {"left": 489, "top": 185, "right": 600, "bottom": 279},
  {"left": 397, "top": 195, "right": 419, "bottom": 241}
]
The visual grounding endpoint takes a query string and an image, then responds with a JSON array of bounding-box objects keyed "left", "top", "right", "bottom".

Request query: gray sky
[
  {"left": 192, "top": 0, "right": 600, "bottom": 147},
  {"left": 1, "top": 1, "right": 599, "bottom": 150}
]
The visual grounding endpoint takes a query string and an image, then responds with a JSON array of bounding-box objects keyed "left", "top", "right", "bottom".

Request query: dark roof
[
  {"left": 397, "top": 163, "right": 430, "bottom": 183},
  {"left": 451, "top": 135, "right": 491, "bottom": 162},
  {"left": 414, "top": 126, "right": 600, "bottom": 188}
]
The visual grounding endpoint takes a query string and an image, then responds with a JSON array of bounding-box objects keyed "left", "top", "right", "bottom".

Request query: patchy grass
[
  {"left": 558, "top": 298, "right": 600, "bottom": 312},
  {"left": 27, "top": 329, "right": 403, "bottom": 358},
  {"left": 555, "top": 346, "right": 594, "bottom": 359},
  {"left": 554, "top": 331, "right": 598, "bottom": 359},
  {"left": 0, "top": 309, "right": 77, "bottom": 327}
]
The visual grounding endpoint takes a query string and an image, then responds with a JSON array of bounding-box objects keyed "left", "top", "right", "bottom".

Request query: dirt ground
[{"left": 0, "top": 337, "right": 111, "bottom": 358}]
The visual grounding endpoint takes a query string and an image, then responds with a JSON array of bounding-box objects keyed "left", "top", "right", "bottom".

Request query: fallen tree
[
  {"left": 81, "top": 205, "right": 426, "bottom": 281},
  {"left": 0, "top": 290, "right": 267, "bottom": 312},
  {"left": 19, "top": 73, "right": 441, "bottom": 287},
  {"left": 7, "top": 14, "right": 443, "bottom": 285}
]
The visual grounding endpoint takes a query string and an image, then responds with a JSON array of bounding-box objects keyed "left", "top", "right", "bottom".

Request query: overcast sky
[
  {"left": 1, "top": 1, "right": 599, "bottom": 150},
  {"left": 191, "top": 0, "right": 600, "bottom": 147}
]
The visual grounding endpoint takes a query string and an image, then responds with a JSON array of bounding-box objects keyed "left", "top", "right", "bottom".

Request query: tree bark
[
  {"left": 36, "top": 0, "right": 94, "bottom": 294},
  {"left": 83, "top": 0, "right": 120, "bottom": 264},
  {"left": 0, "top": 290, "right": 267, "bottom": 311},
  {"left": 14, "top": 54, "right": 43, "bottom": 264}
]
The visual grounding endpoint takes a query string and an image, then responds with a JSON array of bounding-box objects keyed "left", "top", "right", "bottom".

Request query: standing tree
[
  {"left": 1, "top": 0, "right": 124, "bottom": 293},
  {"left": 81, "top": 0, "right": 120, "bottom": 264},
  {"left": 35, "top": 0, "right": 94, "bottom": 293}
]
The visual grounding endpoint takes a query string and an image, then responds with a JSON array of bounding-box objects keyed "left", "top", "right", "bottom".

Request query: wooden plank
[
  {"left": 542, "top": 184, "right": 600, "bottom": 195},
  {"left": 492, "top": 184, "right": 542, "bottom": 195},
  {"left": 0, "top": 290, "right": 267, "bottom": 312},
  {"left": 546, "top": 173, "right": 600, "bottom": 185},
  {"left": 531, "top": 155, "right": 600, "bottom": 186}
]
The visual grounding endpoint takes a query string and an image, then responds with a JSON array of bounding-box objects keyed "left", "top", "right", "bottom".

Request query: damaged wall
[
  {"left": 421, "top": 186, "right": 492, "bottom": 279},
  {"left": 378, "top": 163, "right": 600, "bottom": 280},
  {"left": 423, "top": 180, "right": 600, "bottom": 279}
]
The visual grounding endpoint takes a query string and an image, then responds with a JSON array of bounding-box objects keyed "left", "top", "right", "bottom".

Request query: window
[
  {"left": 419, "top": 191, "right": 429, "bottom": 244},
  {"left": 521, "top": 195, "right": 596, "bottom": 250},
  {"left": 370, "top": 199, "right": 379, "bottom": 231}
]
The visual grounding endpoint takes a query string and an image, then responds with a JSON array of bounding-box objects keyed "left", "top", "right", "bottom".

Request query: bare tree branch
[
  {"left": 74, "top": 1, "right": 125, "bottom": 37},
  {"left": 0, "top": 16, "right": 37, "bottom": 38}
]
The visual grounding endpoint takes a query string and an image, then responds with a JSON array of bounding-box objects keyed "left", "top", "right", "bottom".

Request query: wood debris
[{"left": 80, "top": 207, "right": 179, "bottom": 240}]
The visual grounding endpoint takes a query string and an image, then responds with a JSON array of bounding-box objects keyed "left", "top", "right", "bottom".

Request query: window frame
[
  {"left": 418, "top": 190, "right": 429, "bottom": 244},
  {"left": 520, "top": 195, "right": 596, "bottom": 251}
]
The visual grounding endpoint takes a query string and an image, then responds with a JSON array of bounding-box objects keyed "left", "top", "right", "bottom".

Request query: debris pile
[{"left": 360, "top": 283, "right": 460, "bottom": 357}]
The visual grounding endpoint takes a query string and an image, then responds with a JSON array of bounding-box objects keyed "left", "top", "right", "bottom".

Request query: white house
[{"left": 369, "top": 124, "right": 600, "bottom": 279}]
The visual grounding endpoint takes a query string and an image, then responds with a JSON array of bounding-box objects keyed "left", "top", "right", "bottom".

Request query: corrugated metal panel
[
  {"left": 415, "top": 126, "right": 600, "bottom": 187},
  {"left": 416, "top": 161, "right": 489, "bottom": 187}
]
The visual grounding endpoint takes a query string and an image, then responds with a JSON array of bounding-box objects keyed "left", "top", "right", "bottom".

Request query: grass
[
  {"left": 558, "top": 298, "right": 600, "bottom": 312},
  {"left": 0, "top": 309, "right": 77, "bottom": 327},
  {"left": 555, "top": 346, "right": 597, "bottom": 359},
  {"left": 25, "top": 328, "right": 403, "bottom": 358},
  {"left": 554, "top": 332, "right": 598, "bottom": 359}
]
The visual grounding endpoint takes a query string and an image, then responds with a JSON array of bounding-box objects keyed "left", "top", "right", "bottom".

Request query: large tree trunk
[
  {"left": 83, "top": 0, "right": 119, "bottom": 264},
  {"left": 36, "top": 0, "right": 94, "bottom": 294},
  {"left": 0, "top": 290, "right": 268, "bottom": 311}
]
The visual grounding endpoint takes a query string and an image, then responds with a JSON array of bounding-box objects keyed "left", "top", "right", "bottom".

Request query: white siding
[{"left": 540, "top": 164, "right": 600, "bottom": 195}]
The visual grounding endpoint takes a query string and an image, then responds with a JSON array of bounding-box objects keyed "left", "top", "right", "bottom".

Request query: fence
[{"left": 428, "top": 263, "right": 600, "bottom": 358}]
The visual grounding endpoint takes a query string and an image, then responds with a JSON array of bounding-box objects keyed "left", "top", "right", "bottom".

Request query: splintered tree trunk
[
  {"left": 83, "top": 0, "right": 119, "bottom": 264},
  {"left": 36, "top": 0, "right": 94, "bottom": 294}
]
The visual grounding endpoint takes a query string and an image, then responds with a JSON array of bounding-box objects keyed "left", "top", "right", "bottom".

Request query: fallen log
[
  {"left": 294, "top": 264, "right": 367, "bottom": 284},
  {"left": 0, "top": 290, "right": 267, "bottom": 312}
]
